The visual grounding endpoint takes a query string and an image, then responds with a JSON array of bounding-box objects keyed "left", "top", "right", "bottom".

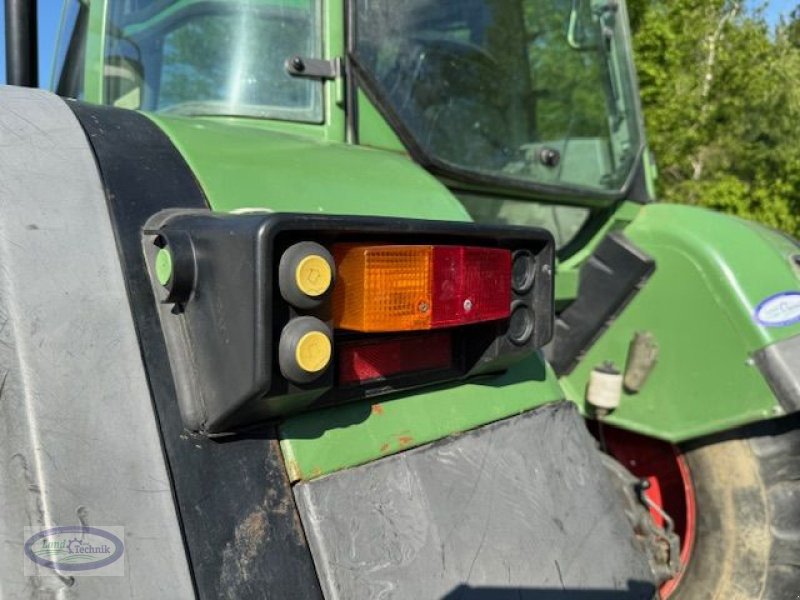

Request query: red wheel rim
[{"left": 590, "top": 423, "right": 697, "bottom": 599}]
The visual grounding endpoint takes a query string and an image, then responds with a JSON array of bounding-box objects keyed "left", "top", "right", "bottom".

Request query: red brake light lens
[
  {"left": 431, "top": 246, "right": 511, "bottom": 327},
  {"left": 338, "top": 332, "right": 453, "bottom": 385}
]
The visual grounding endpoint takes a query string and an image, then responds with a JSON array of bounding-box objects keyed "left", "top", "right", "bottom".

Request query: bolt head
[
  {"left": 539, "top": 147, "right": 561, "bottom": 168},
  {"left": 291, "top": 56, "right": 306, "bottom": 72}
]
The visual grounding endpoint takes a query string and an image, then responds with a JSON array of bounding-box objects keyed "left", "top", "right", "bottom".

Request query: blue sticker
[{"left": 755, "top": 291, "right": 800, "bottom": 327}]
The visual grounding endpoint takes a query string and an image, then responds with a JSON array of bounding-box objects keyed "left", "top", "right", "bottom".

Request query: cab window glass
[
  {"left": 355, "top": 0, "right": 643, "bottom": 193},
  {"left": 104, "top": 0, "right": 323, "bottom": 122}
]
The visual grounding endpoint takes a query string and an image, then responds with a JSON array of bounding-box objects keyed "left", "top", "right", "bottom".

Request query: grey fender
[{"left": 0, "top": 86, "right": 193, "bottom": 598}]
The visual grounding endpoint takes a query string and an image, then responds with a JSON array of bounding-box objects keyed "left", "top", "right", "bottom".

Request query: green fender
[{"left": 561, "top": 203, "right": 800, "bottom": 442}]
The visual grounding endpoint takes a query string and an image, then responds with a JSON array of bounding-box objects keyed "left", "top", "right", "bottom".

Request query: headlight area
[{"left": 143, "top": 212, "right": 554, "bottom": 434}]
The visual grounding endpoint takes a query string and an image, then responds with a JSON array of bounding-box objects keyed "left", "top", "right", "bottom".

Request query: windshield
[
  {"left": 104, "top": 0, "right": 322, "bottom": 122},
  {"left": 354, "top": 0, "right": 643, "bottom": 194}
]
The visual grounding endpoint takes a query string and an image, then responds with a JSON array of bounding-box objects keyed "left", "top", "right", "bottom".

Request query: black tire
[{"left": 672, "top": 413, "right": 800, "bottom": 599}]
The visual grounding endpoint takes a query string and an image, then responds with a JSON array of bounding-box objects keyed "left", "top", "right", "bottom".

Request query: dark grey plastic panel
[
  {"left": 547, "top": 232, "right": 655, "bottom": 376},
  {"left": 755, "top": 333, "right": 800, "bottom": 412},
  {"left": 295, "top": 402, "right": 656, "bottom": 599}
]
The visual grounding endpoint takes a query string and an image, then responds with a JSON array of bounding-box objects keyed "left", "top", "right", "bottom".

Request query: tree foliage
[{"left": 628, "top": 0, "right": 800, "bottom": 236}]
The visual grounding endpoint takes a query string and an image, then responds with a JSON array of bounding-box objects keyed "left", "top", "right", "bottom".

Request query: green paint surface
[
  {"left": 83, "top": 0, "right": 108, "bottom": 104},
  {"left": 155, "top": 248, "right": 173, "bottom": 286},
  {"left": 280, "top": 354, "right": 563, "bottom": 480},
  {"left": 323, "top": 0, "right": 347, "bottom": 140},
  {"left": 150, "top": 114, "right": 470, "bottom": 221},
  {"left": 562, "top": 203, "right": 800, "bottom": 442},
  {"left": 356, "top": 90, "right": 407, "bottom": 153}
]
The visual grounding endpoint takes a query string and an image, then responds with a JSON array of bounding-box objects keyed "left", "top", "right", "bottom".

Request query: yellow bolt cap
[
  {"left": 295, "top": 331, "right": 332, "bottom": 373},
  {"left": 295, "top": 255, "right": 333, "bottom": 297}
]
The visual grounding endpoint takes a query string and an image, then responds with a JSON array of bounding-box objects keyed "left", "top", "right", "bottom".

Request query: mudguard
[
  {"left": 296, "top": 403, "right": 655, "bottom": 599},
  {"left": 0, "top": 86, "right": 192, "bottom": 596},
  {"left": 560, "top": 204, "right": 800, "bottom": 442}
]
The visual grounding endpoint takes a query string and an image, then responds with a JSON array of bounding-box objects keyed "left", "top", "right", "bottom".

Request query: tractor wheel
[
  {"left": 671, "top": 414, "right": 800, "bottom": 600},
  {"left": 596, "top": 413, "right": 800, "bottom": 600}
]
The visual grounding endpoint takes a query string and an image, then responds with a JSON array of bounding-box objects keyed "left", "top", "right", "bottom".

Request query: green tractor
[{"left": 2, "top": 0, "right": 798, "bottom": 598}]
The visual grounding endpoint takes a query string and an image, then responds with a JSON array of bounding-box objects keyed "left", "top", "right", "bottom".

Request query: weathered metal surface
[
  {"left": 0, "top": 86, "right": 193, "bottom": 597},
  {"left": 294, "top": 402, "right": 656, "bottom": 599},
  {"left": 280, "top": 354, "right": 564, "bottom": 480}
]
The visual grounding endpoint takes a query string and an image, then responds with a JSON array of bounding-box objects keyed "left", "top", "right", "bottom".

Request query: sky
[
  {"left": 756, "top": 0, "right": 799, "bottom": 24},
  {"left": 0, "top": 0, "right": 798, "bottom": 87}
]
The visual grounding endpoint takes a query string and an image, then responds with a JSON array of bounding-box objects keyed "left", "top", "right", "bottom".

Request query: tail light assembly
[
  {"left": 332, "top": 244, "right": 512, "bottom": 331},
  {"left": 144, "top": 212, "right": 554, "bottom": 434}
]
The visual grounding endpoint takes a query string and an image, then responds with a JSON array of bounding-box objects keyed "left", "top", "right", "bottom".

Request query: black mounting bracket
[{"left": 285, "top": 56, "right": 341, "bottom": 81}]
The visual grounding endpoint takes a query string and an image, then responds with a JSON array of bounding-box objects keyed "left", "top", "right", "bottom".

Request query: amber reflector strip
[
  {"left": 333, "top": 244, "right": 512, "bottom": 332},
  {"left": 338, "top": 332, "right": 453, "bottom": 385}
]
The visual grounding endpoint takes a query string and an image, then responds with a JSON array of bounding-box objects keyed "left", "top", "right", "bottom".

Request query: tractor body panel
[
  {"left": 148, "top": 114, "right": 470, "bottom": 221},
  {"left": 0, "top": 86, "right": 193, "bottom": 598},
  {"left": 559, "top": 203, "right": 799, "bottom": 442}
]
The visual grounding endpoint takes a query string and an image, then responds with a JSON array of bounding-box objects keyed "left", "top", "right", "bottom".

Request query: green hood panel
[{"left": 148, "top": 115, "right": 471, "bottom": 221}]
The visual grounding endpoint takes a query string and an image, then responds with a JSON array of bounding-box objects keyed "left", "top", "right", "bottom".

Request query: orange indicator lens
[{"left": 333, "top": 245, "right": 433, "bottom": 332}]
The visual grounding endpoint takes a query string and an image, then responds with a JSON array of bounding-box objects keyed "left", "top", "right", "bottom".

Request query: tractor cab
[{"left": 55, "top": 0, "right": 649, "bottom": 246}]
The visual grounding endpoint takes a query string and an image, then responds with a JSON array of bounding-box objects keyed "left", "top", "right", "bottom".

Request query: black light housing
[{"left": 144, "top": 211, "right": 555, "bottom": 434}]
